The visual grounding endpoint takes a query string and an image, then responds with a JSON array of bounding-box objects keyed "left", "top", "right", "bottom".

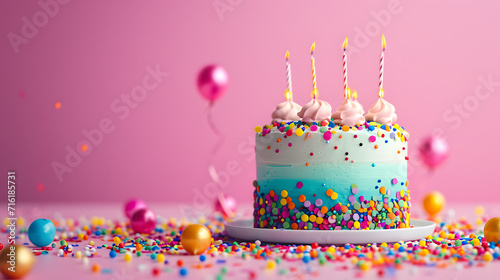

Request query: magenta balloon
[
  {"left": 419, "top": 136, "right": 449, "bottom": 168},
  {"left": 124, "top": 199, "right": 147, "bottom": 218},
  {"left": 130, "top": 208, "right": 157, "bottom": 234},
  {"left": 197, "top": 65, "right": 229, "bottom": 102}
]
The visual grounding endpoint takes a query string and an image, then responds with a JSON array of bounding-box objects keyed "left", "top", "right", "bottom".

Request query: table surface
[{"left": 2, "top": 202, "right": 500, "bottom": 280}]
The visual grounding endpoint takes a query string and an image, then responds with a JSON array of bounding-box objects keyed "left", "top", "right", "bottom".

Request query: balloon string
[
  {"left": 207, "top": 102, "right": 235, "bottom": 217},
  {"left": 207, "top": 101, "right": 221, "bottom": 137},
  {"left": 207, "top": 102, "right": 224, "bottom": 183}
]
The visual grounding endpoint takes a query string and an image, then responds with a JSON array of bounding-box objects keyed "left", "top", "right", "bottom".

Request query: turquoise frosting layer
[{"left": 257, "top": 162, "right": 407, "bottom": 204}]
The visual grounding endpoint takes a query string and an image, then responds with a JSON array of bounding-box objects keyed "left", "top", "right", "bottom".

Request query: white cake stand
[{"left": 225, "top": 219, "right": 435, "bottom": 245}]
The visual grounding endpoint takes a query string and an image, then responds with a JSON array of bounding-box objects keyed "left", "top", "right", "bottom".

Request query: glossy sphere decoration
[
  {"left": 484, "top": 217, "right": 500, "bottom": 243},
  {"left": 124, "top": 199, "right": 147, "bottom": 219},
  {"left": 423, "top": 191, "right": 446, "bottom": 216},
  {"left": 180, "top": 224, "right": 212, "bottom": 255},
  {"left": 215, "top": 195, "right": 237, "bottom": 217},
  {"left": 130, "top": 208, "right": 157, "bottom": 234},
  {"left": 197, "top": 65, "right": 229, "bottom": 102},
  {"left": 418, "top": 136, "right": 449, "bottom": 168},
  {"left": 28, "top": 218, "right": 56, "bottom": 247},
  {"left": 0, "top": 245, "right": 35, "bottom": 279}
]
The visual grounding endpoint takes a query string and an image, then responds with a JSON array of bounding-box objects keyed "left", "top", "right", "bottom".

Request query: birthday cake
[{"left": 253, "top": 40, "right": 410, "bottom": 230}]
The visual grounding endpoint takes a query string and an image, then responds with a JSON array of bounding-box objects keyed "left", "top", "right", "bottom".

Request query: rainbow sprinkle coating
[
  {"left": 253, "top": 182, "right": 410, "bottom": 230},
  {"left": 254, "top": 120, "right": 410, "bottom": 230}
]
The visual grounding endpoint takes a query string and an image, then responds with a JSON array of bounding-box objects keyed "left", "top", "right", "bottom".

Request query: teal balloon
[{"left": 28, "top": 219, "right": 56, "bottom": 247}]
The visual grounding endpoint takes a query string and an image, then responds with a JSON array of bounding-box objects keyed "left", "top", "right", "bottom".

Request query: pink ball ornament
[
  {"left": 419, "top": 136, "right": 449, "bottom": 168},
  {"left": 197, "top": 65, "right": 229, "bottom": 103},
  {"left": 124, "top": 199, "right": 147, "bottom": 218},
  {"left": 130, "top": 208, "right": 157, "bottom": 234},
  {"left": 215, "top": 195, "right": 237, "bottom": 217}
]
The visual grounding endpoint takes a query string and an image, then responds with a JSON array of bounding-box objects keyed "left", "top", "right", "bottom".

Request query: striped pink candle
[
  {"left": 342, "top": 38, "right": 348, "bottom": 96},
  {"left": 379, "top": 35, "right": 386, "bottom": 97}
]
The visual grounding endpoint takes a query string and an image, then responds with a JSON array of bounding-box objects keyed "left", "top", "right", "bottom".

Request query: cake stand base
[{"left": 225, "top": 219, "right": 435, "bottom": 245}]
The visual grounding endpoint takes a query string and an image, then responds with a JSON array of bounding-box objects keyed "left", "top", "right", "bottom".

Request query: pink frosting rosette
[
  {"left": 271, "top": 100, "right": 302, "bottom": 123},
  {"left": 364, "top": 97, "right": 397, "bottom": 125},
  {"left": 297, "top": 98, "right": 332, "bottom": 123},
  {"left": 352, "top": 99, "right": 365, "bottom": 115},
  {"left": 332, "top": 97, "right": 365, "bottom": 127}
]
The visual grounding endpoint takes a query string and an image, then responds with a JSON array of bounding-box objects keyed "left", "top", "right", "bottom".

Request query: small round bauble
[
  {"left": 124, "top": 199, "right": 147, "bottom": 219},
  {"left": 180, "top": 224, "right": 212, "bottom": 255},
  {"left": 130, "top": 208, "right": 157, "bottom": 234},
  {"left": 28, "top": 218, "right": 56, "bottom": 247},
  {"left": 484, "top": 217, "right": 500, "bottom": 243},
  {"left": 423, "top": 191, "right": 445, "bottom": 216},
  {"left": 0, "top": 245, "right": 35, "bottom": 279}
]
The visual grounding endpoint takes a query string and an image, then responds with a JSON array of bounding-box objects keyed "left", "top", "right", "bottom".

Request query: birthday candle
[
  {"left": 311, "top": 42, "right": 317, "bottom": 99},
  {"left": 342, "top": 38, "right": 348, "bottom": 96},
  {"left": 379, "top": 35, "right": 386, "bottom": 97},
  {"left": 285, "top": 51, "right": 292, "bottom": 100}
]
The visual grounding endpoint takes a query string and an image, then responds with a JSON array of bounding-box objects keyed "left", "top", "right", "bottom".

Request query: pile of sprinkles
[{"left": 2, "top": 209, "right": 499, "bottom": 278}]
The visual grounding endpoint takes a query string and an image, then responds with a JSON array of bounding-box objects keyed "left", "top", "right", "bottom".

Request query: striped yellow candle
[{"left": 310, "top": 42, "right": 317, "bottom": 99}]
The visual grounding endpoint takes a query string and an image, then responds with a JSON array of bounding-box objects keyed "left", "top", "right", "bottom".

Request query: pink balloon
[
  {"left": 124, "top": 199, "right": 147, "bottom": 218},
  {"left": 197, "top": 65, "right": 228, "bottom": 102},
  {"left": 215, "top": 195, "right": 237, "bottom": 216},
  {"left": 419, "top": 136, "right": 449, "bottom": 168},
  {"left": 130, "top": 208, "right": 157, "bottom": 234}
]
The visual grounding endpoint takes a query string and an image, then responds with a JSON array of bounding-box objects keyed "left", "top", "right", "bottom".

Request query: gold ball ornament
[
  {"left": 180, "top": 224, "right": 212, "bottom": 255},
  {"left": 423, "top": 191, "right": 445, "bottom": 216},
  {"left": 484, "top": 217, "right": 500, "bottom": 243},
  {"left": 0, "top": 245, "right": 35, "bottom": 279}
]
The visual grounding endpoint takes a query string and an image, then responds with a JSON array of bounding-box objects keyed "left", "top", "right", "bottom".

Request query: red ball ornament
[
  {"left": 130, "top": 208, "right": 157, "bottom": 234},
  {"left": 197, "top": 65, "right": 229, "bottom": 103},
  {"left": 418, "top": 136, "right": 449, "bottom": 168},
  {"left": 152, "top": 268, "right": 161, "bottom": 276}
]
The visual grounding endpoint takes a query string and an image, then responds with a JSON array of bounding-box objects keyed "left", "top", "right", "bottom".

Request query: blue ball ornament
[{"left": 28, "top": 218, "right": 56, "bottom": 247}]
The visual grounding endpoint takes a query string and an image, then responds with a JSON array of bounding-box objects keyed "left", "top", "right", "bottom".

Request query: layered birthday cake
[{"left": 253, "top": 41, "right": 410, "bottom": 230}]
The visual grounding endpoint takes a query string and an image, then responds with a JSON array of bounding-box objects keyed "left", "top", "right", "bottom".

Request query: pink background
[{"left": 1, "top": 0, "right": 499, "bottom": 205}]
